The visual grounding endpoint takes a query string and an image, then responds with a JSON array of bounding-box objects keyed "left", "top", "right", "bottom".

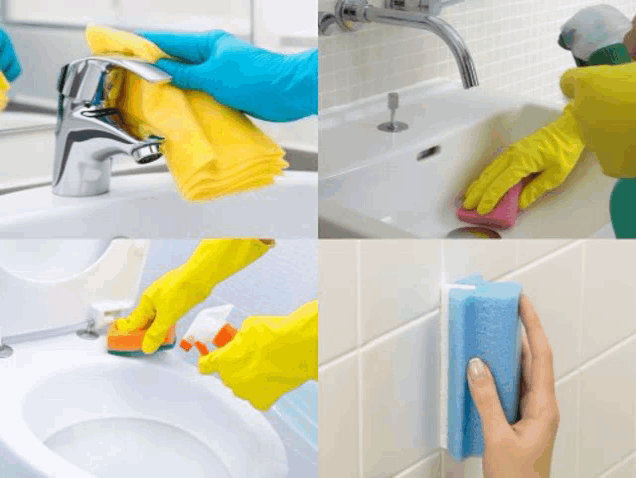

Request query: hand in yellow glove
[
  {"left": 0, "top": 73, "right": 9, "bottom": 110},
  {"left": 117, "top": 239, "right": 274, "bottom": 354},
  {"left": 560, "top": 62, "right": 636, "bottom": 178},
  {"left": 199, "top": 300, "right": 318, "bottom": 411},
  {"left": 462, "top": 103, "right": 586, "bottom": 215}
]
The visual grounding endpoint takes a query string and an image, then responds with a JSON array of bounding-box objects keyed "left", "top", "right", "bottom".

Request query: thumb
[
  {"left": 154, "top": 58, "right": 205, "bottom": 91},
  {"left": 198, "top": 349, "right": 222, "bottom": 375},
  {"left": 141, "top": 310, "right": 173, "bottom": 355},
  {"left": 467, "top": 358, "right": 510, "bottom": 440},
  {"left": 116, "top": 295, "right": 155, "bottom": 333}
]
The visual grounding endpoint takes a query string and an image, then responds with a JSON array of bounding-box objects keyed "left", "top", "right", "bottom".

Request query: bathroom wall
[
  {"left": 318, "top": 0, "right": 636, "bottom": 109},
  {"left": 142, "top": 239, "right": 319, "bottom": 478},
  {"left": 319, "top": 239, "right": 636, "bottom": 477}
]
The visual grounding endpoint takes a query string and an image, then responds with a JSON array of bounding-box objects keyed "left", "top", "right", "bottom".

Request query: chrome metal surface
[
  {"left": 335, "top": 0, "right": 367, "bottom": 32},
  {"left": 386, "top": 0, "right": 464, "bottom": 16},
  {"left": 53, "top": 56, "right": 173, "bottom": 197},
  {"left": 319, "top": 11, "right": 339, "bottom": 35},
  {"left": 76, "top": 321, "right": 99, "bottom": 340},
  {"left": 378, "top": 92, "right": 410, "bottom": 132},
  {"left": 378, "top": 121, "right": 409, "bottom": 132},
  {"left": 0, "top": 344, "right": 13, "bottom": 358},
  {"left": 333, "top": 0, "right": 478, "bottom": 88},
  {"left": 445, "top": 227, "right": 501, "bottom": 239}
]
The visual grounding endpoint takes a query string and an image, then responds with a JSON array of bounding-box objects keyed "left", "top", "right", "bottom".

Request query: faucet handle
[
  {"left": 59, "top": 56, "right": 172, "bottom": 103},
  {"left": 75, "top": 56, "right": 172, "bottom": 83}
]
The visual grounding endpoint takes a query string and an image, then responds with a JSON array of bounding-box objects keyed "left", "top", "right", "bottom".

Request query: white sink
[
  {"left": 319, "top": 79, "right": 616, "bottom": 238},
  {"left": 0, "top": 171, "right": 317, "bottom": 238}
]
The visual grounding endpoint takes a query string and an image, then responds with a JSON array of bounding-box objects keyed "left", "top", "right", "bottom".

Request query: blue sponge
[{"left": 446, "top": 275, "right": 523, "bottom": 461}]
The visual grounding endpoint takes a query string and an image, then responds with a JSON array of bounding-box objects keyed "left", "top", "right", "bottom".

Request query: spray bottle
[{"left": 180, "top": 304, "right": 237, "bottom": 356}]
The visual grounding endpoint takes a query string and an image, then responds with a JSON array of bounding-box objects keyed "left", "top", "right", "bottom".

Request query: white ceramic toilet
[{"left": 0, "top": 240, "right": 288, "bottom": 478}]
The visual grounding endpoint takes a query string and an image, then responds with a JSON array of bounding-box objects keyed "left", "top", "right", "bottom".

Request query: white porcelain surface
[
  {"left": 578, "top": 338, "right": 636, "bottom": 478},
  {"left": 0, "top": 239, "right": 110, "bottom": 281},
  {"left": 319, "top": 81, "right": 615, "bottom": 238},
  {"left": 318, "top": 240, "right": 358, "bottom": 364},
  {"left": 0, "top": 239, "right": 148, "bottom": 338},
  {"left": 581, "top": 241, "right": 636, "bottom": 362},
  {"left": 0, "top": 171, "right": 317, "bottom": 238},
  {"left": 358, "top": 240, "right": 441, "bottom": 343},
  {"left": 318, "top": 355, "right": 359, "bottom": 478},
  {"left": 0, "top": 333, "right": 287, "bottom": 478},
  {"left": 360, "top": 314, "right": 439, "bottom": 477},
  {"left": 508, "top": 244, "right": 583, "bottom": 379}
]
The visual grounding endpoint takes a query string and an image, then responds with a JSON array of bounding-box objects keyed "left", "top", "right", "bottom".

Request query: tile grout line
[
  {"left": 574, "top": 370, "right": 581, "bottom": 478},
  {"left": 356, "top": 240, "right": 364, "bottom": 478},
  {"left": 496, "top": 239, "right": 584, "bottom": 283},
  {"left": 440, "top": 240, "right": 447, "bottom": 476},
  {"left": 556, "top": 331, "right": 636, "bottom": 387},
  {"left": 598, "top": 448, "right": 636, "bottom": 477},
  {"left": 574, "top": 241, "right": 585, "bottom": 478},
  {"left": 392, "top": 450, "right": 442, "bottom": 477}
]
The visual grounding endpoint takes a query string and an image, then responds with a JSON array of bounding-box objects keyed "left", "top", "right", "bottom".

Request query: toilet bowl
[
  {"left": 0, "top": 333, "right": 288, "bottom": 478},
  {"left": 0, "top": 239, "right": 288, "bottom": 478}
]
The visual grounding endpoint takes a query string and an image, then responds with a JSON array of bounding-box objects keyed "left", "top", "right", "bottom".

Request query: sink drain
[{"left": 446, "top": 227, "right": 501, "bottom": 239}]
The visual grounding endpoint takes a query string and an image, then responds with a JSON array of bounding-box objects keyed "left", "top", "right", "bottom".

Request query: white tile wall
[
  {"left": 318, "top": 0, "right": 636, "bottom": 109},
  {"left": 319, "top": 239, "right": 636, "bottom": 478}
]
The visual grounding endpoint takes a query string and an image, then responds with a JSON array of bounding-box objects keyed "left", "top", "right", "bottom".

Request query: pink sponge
[{"left": 457, "top": 176, "right": 533, "bottom": 230}]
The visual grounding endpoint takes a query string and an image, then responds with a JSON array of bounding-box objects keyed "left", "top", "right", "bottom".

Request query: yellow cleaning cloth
[
  {"left": 86, "top": 25, "right": 288, "bottom": 201},
  {"left": 0, "top": 72, "right": 10, "bottom": 110},
  {"left": 561, "top": 62, "right": 636, "bottom": 178}
]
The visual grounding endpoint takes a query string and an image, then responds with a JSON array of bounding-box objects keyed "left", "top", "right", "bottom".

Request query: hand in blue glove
[
  {"left": 137, "top": 30, "right": 317, "bottom": 123},
  {"left": 0, "top": 28, "right": 21, "bottom": 82}
]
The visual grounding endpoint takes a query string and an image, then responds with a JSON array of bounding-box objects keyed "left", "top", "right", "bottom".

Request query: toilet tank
[{"left": 0, "top": 239, "right": 149, "bottom": 338}]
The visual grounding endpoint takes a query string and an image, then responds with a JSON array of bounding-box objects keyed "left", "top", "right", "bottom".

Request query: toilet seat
[{"left": 0, "top": 333, "right": 288, "bottom": 478}]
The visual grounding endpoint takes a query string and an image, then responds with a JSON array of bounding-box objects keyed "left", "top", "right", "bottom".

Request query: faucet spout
[
  {"left": 335, "top": 0, "right": 479, "bottom": 89},
  {"left": 52, "top": 105, "right": 163, "bottom": 197},
  {"left": 52, "top": 56, "right": 170, "bottom": 198}
]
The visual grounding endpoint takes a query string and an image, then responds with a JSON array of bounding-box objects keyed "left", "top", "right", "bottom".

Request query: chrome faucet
[
  {"left": 53, "top": 56, "right": 172, "bottom": 197},
  {"left": 330, "top": 0, "right": 478, "bottom": 89}
]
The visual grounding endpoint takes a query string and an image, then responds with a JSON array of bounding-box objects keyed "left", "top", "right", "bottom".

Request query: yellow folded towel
[
  {"left": 86, "top": 25, "right": 288, "bottom": 201},
  {"left": 0, "top": 72, "right": 10, "bottom": 110}
]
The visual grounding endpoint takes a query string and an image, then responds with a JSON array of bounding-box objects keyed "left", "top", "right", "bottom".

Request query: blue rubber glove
[
  {"left": 0, "top": 28, "right": 21, "bottom": 82},
  {"left": 137, "top": 30, "right": 317, "bottom": 123}
]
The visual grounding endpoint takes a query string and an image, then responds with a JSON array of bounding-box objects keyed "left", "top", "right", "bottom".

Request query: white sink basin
[
  {"left": 319, "top": 79, "right": 616, "bottom": 238},
  {"left": 0, "top": 171, "right": 317, "bottom": 238}
]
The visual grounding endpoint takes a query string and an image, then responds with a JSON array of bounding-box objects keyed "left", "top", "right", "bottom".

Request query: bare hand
[{"left": 467, "top": 295, "right": 560, "bottom": 478}]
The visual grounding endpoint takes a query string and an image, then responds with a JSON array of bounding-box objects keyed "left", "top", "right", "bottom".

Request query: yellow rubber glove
[
  {"left": 0, "top": 72, "right": 9, "bottom": 110},
  {"left": 117, "top": 239, "right": 274, "bottom": 354},
  {"left": 199, "top": 300, "right": 318, "bottom": 411},
  {"left": 462, "top": 102, "right": 586, "bottom": 215},
  {"left": 560, "top": 62, "right": 636, "bottom": 178}
]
